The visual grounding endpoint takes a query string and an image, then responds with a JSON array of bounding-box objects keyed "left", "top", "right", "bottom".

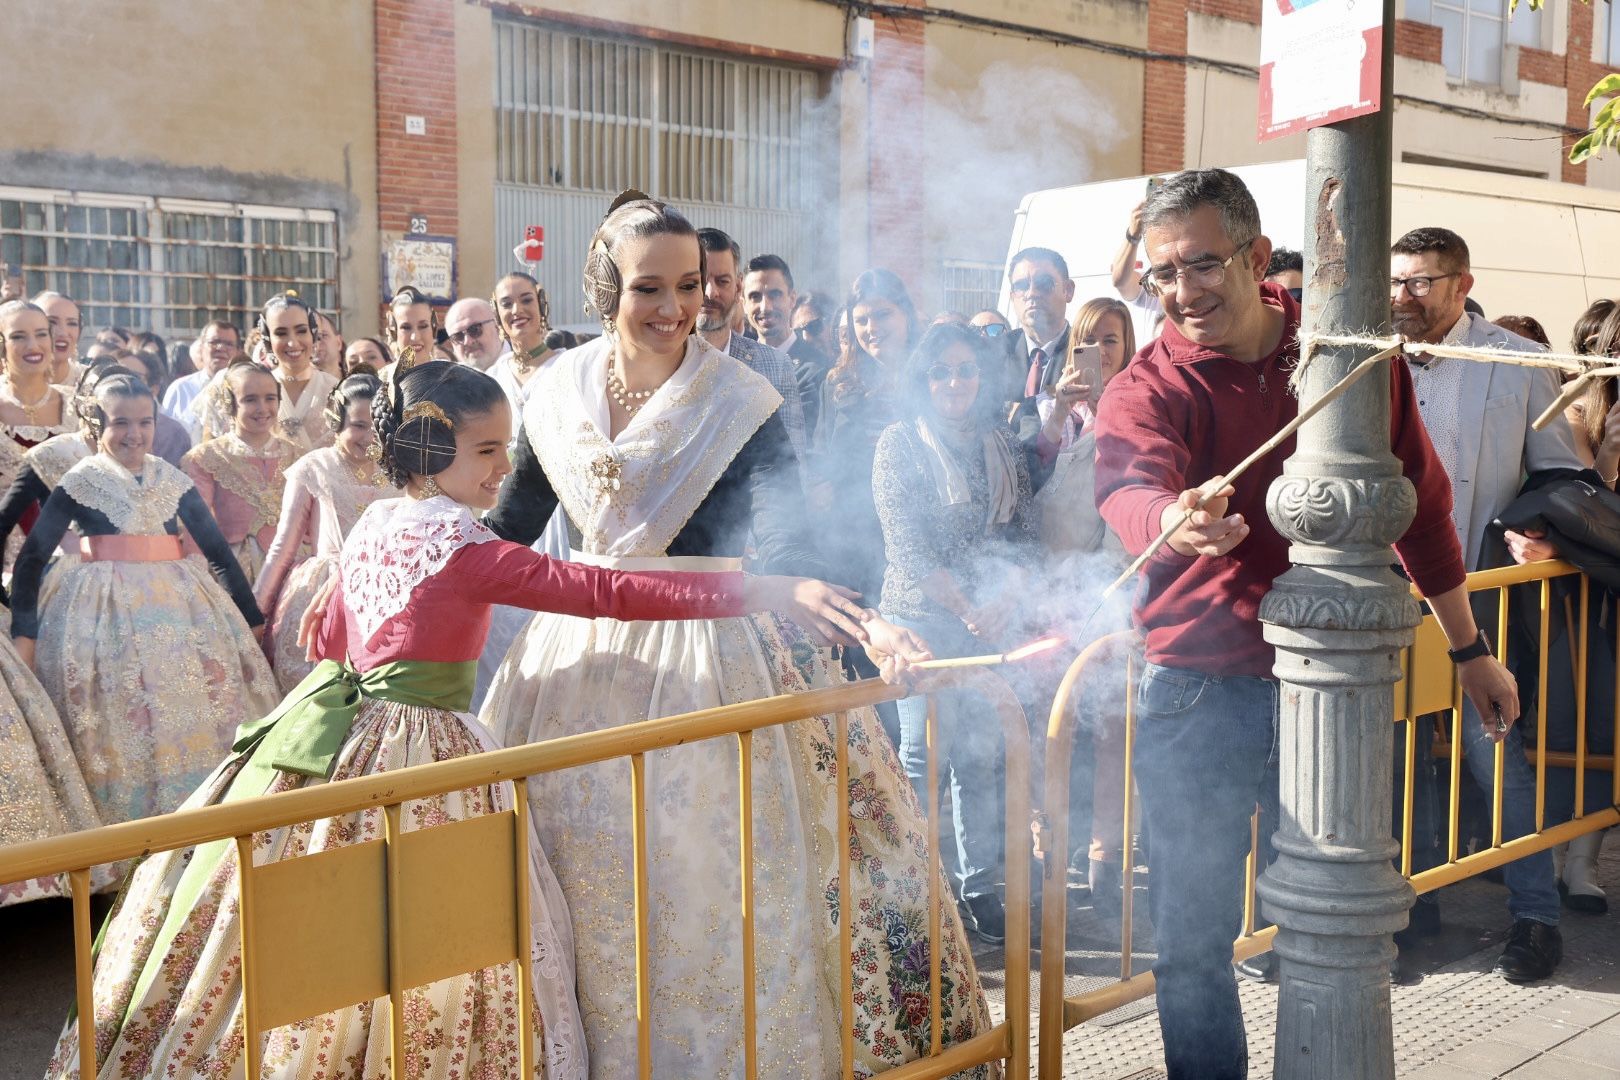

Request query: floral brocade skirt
[
  {"left": 45, "top": 698, "right": 588, "bottom": 1080},
  {"left": 266, "top": 553, "right": 335, "bottom": 694},
  {"left": 0, "top": 631, "right": 116, "bottom": 906},
  {"left": 35, "top": 556, "right": 280, "bottom": 825},
  {"left": 483, "top": 596, "right": 993, "bottom": 1079}
]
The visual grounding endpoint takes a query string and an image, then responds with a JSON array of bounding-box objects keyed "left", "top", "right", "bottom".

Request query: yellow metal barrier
[
  {"left": 1038, "top": 560, "right": 1620, "bottom": 1077},
  {"left": 0, "top": 670, "right": 1032, "bottom": 1080}
]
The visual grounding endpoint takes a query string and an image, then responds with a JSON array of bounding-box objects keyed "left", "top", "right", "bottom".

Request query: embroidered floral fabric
[{"left": 58, "top": 454, "right": 193, "bottom": 535}]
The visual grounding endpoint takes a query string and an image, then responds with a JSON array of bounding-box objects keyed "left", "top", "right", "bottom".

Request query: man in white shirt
[
  {"left": 164, "top": 319, "right": 240, "bottom": 429},
  {"left": 743, "top": 254, "right": 830, "bottom": 440},
  {"left": 445, "top": 298, "right": 504, "bottom": 372}
]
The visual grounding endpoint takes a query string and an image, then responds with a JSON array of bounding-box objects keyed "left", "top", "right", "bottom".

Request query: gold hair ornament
[{"left": 402, "top": 400, "right": 454, "bottom": 431}]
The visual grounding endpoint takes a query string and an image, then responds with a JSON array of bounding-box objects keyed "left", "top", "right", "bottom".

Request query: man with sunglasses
[
  {"left": 1094, "top": 170, "right": 1512, "bottom": 1080},
  {"left": 444, "top": 297, "right": 504, "bottom": 372},
  {"left": 1004, "top": 247, "right": 1076, "bottom": 414},
  {"left": 1391, "top": 225, "right": 1581, "bottom": 986}
]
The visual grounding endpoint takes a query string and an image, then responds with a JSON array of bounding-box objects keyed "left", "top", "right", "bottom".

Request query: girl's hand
[
  {"left": 748, "top": 576, "right": 869, "bottom": 647},
  {"left": 299, "top": 574, "right": 340, "bottom": 660}
]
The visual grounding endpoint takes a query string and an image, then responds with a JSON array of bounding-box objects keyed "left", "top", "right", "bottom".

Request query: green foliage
[{"left": 1508, "top": 0, "right": 1618, "bottom": 164}]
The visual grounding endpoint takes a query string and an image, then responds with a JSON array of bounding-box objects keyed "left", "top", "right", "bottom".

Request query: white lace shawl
[
  {"left": 339, "top": 494, "right": 498, "bottom": 645},
  {"left": 58, "top": 454, "right": 194, "bottom": 534},
  {"left": 522, "top": 335, "right": 780, "bottom": 558}
]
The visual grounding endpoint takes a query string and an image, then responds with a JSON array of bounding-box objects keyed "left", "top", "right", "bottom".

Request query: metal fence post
[{"left": 1258, "top": 3, "right": 1414, "bottom": 1076}]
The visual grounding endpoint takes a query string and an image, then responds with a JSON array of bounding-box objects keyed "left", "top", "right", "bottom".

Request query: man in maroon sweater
[{"left": 1094, "top": 169, "right": 1520, "bottom": 1080}]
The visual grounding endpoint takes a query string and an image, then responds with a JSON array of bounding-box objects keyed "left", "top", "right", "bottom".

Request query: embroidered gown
[
  {"left": 9, "top": 453, "right": 279, "bottom": 825},
  {"left": 480, "top": 336, "right": 993, "bottom": 1078},
  {"left": 254, "top": 446, "right": 398, "bottom": 692},
  {"left": 181, "top": 432, "right": 303, "bottom": 584},
  {"left": 45, "top": 493, "right": 759, "bottom": 1080}
]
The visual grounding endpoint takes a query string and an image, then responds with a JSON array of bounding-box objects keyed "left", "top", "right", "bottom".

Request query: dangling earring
[{"left": 413, "top": 475, "right": 442, "bottom": 500}]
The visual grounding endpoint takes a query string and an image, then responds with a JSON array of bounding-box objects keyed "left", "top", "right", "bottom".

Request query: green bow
[{"left": 233, "top": 658, "right": 476, "bottom": 778}]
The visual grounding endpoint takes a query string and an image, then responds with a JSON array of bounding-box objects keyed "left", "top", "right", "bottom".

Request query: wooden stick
[
  {"left": 1101, "top": 343, "right": 1404, "bottom": 600},
  {"left": 1531, "top": 365, "right": 1620, "bottom": 431},
  {"left": 912, "top": 653, "right": 1008, "bottom": 671}
]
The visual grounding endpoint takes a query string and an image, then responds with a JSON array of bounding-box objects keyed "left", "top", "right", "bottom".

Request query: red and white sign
[
  {"left": 1258, "top": 0, "right": 1383, "bottom": 142},
  {"left": 513, "top": 225, "right": 544, "bottom": 264}
]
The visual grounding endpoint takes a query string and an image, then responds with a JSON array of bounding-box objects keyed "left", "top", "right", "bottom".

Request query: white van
[{"left": 1002, "top": 160, "right": 1620, "bottom": 351}]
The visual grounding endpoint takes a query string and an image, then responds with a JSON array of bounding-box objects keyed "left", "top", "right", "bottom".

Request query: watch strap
[{"left": 1447, "top": 630, "right": 1492, "bottom": 664}]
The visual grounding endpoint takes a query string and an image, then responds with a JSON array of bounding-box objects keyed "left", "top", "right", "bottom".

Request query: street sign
[{"left": 1258, "top": 0, "right": 1383, "bottom": 142}]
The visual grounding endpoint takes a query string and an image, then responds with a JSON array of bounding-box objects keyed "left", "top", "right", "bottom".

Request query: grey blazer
[{"left": 1439, "top": 313, "right": 1584, "bottom": 571}]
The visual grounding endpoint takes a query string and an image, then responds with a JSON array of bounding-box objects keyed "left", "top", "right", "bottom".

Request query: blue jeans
[
  {"left": 1133, "top": 663, "right": 1279, "bottom": 1080},
  {"left": 887, "top": 613, "right": 1006, "bottom": 901},
  {"left": 1458, "top": 697, "right": 1561, "bottom": 925}
]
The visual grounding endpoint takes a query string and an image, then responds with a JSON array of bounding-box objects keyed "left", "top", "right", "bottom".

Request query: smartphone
[
  {"left": 1145, "top": 175, "right": 1165, "bottom": 199},
  {"left": 1066, "top": 343, "right": 1103, "bottom": 402}
]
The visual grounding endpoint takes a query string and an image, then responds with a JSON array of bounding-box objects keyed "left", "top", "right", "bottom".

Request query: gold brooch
[
  {"left": 589, "top": 453, "right": 623, "bottom": 494},
  {"left": 402, "top": 400, "right": 454, "bottom": 430}
]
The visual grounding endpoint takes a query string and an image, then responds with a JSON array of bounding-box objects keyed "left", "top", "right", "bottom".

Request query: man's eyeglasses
[
  {"left": 1389, "top": 273, "right": 1459, "bottom": 298},
  {"left": 448, "top": 319, "right": 495, "bottom": 345},
  {"left": 977, "top": 323, "right": 1006, "bottom": 338},
  {"left": 1141, "top": 237, "right": 1256, "bottom": 296},
  {"left": 1010, "top": 273, "right": 1059, "bottom": 297},
  {"left": 927, "top": 361, "right": 981, "bottom": 382},
  {"left": 793, "top": 318, "right": 825, "bottom": 341}
]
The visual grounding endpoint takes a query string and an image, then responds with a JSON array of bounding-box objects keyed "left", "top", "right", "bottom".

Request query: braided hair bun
[
  {"left": 373, "top": 362, "right": 507, "bottom": 489},
  {"left": 323, "top": 372, "right": 382, "bottom": 433}
]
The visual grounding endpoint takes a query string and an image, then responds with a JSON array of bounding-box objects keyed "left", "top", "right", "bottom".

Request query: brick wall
[
  {"left": 1394, "top": 19, "right": 1443, "bottom": 64},
  {"left": 1187, "top": 0, "right": 1259, "bottom": 25},
  {"left": 868, "top": 3, "right": 928, "bottom": 291},
  {"left": 1144, "top": 0, "right": 1189, "bottom": 173},
  {"left": 375, "top": 0, "right": 459, "bottom": 248},
  {"left": 1561, "top": 0, "right": 1610, "bottom": 185}
]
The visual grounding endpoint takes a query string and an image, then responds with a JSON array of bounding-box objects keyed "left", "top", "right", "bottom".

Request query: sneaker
[
  {"left": 1494, "top": 919, "right": 1562, "bottom": 984},
  {"left": 964, "top": 894, "right": 1006, "bottom": 945}
]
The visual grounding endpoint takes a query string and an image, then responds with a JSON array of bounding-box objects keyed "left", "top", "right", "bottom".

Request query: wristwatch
[
  {"left": 1125, "top": 231, "right": 1141, "bottom": 244},
  {"left": 1447, "top": 630, "right": 1492, "bottom": 664}
]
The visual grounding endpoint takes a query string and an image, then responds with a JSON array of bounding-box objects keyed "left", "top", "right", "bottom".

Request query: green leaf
[
  {"left": 1571, "top": 133, "right": 1597, "bottom": 165},
  {"left": 1584, "top": 73, "right": 1620, "bottom": 107},
  {"left": 1596, "top": 99, "right": 1619, "bottom": 128}
]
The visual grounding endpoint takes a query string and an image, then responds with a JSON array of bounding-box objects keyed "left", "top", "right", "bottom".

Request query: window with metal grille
[
  {"left": 0, "top": 187, "right": 338, "bottom": 336},
  {"left": 940, "top": 261, "right": 1005, "bottom": 320},
  {"left": 1406, "top": 0, "right": 1545, "bottom": 84},
  {"left": 494, "top": 19, "right": 819, "bottom": 212}
]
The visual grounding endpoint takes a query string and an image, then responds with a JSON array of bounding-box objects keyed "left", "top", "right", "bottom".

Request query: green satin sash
[
  {"left": 232, "top": 658, "right": 476, "bottom": 779},
  {"left": 123, "top": 657, "right": 476, "bottom": 1022}
]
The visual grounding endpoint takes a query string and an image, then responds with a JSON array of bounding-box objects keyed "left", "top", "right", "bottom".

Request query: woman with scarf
[{"left": 873, "top": 320, "right": 1039, "bottom": 946}]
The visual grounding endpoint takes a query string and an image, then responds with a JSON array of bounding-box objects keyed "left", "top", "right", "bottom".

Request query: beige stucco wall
[
  {"left": 0, "top": 0, "right": 380, "bottom": 334},
  {"left": 456, "top": 1, "right": 499, "bottom": 302}
]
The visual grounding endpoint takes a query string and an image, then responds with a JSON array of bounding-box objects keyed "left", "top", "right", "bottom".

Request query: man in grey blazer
[{"left": 1393, "top": 226, "right": 1580, "bottom": 983}]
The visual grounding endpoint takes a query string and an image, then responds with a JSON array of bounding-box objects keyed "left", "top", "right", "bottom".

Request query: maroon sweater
[{"left": 1094, "top": 284, "right": 1465, "bottom": 677}]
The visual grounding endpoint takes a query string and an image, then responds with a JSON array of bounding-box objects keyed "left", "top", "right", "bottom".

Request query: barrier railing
[
  {"left": 0, "top": 668, "right": 1032, "bottom": 1080},
  {"left": 1038, "top": 560, "right": 1620, "bottom": 1078}
]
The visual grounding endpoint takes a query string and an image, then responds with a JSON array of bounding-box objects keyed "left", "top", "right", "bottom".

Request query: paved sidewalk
[{"left": 975, "top": 828, "right": 1619, "bottom": 1078}]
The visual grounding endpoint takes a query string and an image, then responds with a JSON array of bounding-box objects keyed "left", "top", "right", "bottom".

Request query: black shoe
[
  {"left": 1088, "top": 860, "right": 1123, "bottom": 919},
  {"left": 1235, "top": 952, "right": 1278, "bottom": 984},
  {"left": 1494, "top": 920, "right": 1562, "bottom": 983},
  {"left": 964, "top": 894, "right": 1006, "bottom": 945}
]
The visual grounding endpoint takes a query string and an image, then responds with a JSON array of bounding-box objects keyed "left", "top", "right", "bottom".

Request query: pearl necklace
[
  {"left": 607, "top": 365, "right": 659, "bottom": 414},
  {"left": 1, "top": 377, "right": 55, "bottom": 424}
]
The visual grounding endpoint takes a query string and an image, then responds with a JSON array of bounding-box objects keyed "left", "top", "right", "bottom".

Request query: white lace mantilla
[
  {"left": 59, "top": 454, "right": 194, "bottom": 535},
  {"left": 522, "top": 335, "right": 780, "bottom": 558},
  {"left": 340, "top": 494, "right": 497, "bottom": 644},
  {"left": 25, "top": 433, "right": 92, "bottom": 490}
]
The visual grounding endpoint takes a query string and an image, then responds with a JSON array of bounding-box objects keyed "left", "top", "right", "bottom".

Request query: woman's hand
[
  {"left": 1042, "top": 368, "right": 1092, "bottom": 441},
  {"left": 1595, "top": 399, "right": 1620, "bottom": 486},
  {"left": 748, "top": 575, "right": 870, "bottom": 647},
  {"left": 862, "top": 616, "right": 934, "bottom": 686},
  {"left": 298, "top": 574, "right": 340, "bottom": 661},
  {"left": 14, "top": 636, "right": 34, "bottom": 670},
  {"left": 964, "top": 594, "right": 1020, "bottom": 642}
]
